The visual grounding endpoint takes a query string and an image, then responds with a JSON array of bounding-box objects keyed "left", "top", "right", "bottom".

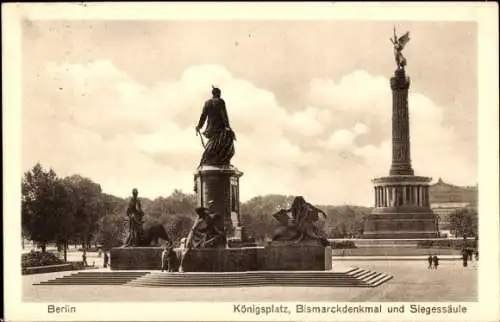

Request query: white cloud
[
  {"left": 323, "top": 129, "right": 356, "bottom": 150},
  {"left": 23, "top": 62, "right": 476, "bottom": 205},
  {"left": 353, "top": 122, "right": 369, "bottom": 135},
  {"left": 286, "top": 107, "right": 330, "bottom": 137}
]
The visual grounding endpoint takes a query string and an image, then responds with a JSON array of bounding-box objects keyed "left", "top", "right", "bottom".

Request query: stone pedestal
[
  {"left": 111, "top": 245, "right": 332, "bottom": 271},
  {"left": 194, "top": 165, "right": 250, "bottom": 245},
  {"left": 260, "top": 243, "right": 332, "bottom": 271},
  {"left": 363, "top": 69, "right": 438, "bottom": 239},
  {"left": 180, "top": 245, "right": 332, "bottom": 272},
  {"left": 110, "top": 247, "right": 165, "bottom": 270}
]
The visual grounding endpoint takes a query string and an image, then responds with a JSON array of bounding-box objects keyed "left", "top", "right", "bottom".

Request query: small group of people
[
  {"left": 427, "top": 255, "right": 440, "bottom": 269},
  {"left": 461, "top": 248, "right": 478, "bottom": 267},
  {"left": 82, "top": 249, "right": 110, "bottom": 268},
  {"left": 427, "top": 249, "right": 479, "bottom": 269}
]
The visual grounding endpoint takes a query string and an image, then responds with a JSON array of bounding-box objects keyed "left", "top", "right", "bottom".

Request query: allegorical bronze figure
[
  {"left": 195, "top": 86, "right": 236, "bottom": 166},
  {"left": 184, "top": 200, "right": 226, "bottom": 249},
  {"left": 390, "top": 27, "right": 410, "bottom": 70},
  {"left": 271, "top": 196, "right": 330, "bottom": 247}
]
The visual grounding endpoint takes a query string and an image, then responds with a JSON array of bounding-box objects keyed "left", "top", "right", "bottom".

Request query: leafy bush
[
  {"left": 22, "top": 251, "right": 65, "bottom": 268},
  {"left": 330, "top": 240, "right": 357, "bottom": 249}
]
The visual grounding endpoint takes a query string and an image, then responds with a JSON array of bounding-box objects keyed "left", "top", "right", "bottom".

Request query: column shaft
[{"left": 382, "top": 187, "right": 386, "bottom": 207}]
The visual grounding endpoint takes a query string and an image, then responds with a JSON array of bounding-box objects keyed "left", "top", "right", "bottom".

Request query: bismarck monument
[
  {"left": 363, "top": 29, "right": 439, "bottom": 239},
  {"left": 180, "top": 86, "right": 331, "bottom": 272},
  {"left": 190, "top": 85, "right": 249, "bottom": 248}
]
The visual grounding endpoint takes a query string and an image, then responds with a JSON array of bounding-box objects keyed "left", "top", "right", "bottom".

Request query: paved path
[
  {"left": 23, "top": 260, "right": 477, "bottom": 302},
  {"left": 332, "top": 255, "right": 464, "bottom": 261}
]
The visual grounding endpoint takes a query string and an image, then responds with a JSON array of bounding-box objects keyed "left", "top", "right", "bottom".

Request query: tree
[
  {"left": 142, "top": 190, "right": 197, "bottom": 245},
  {"left": 325, "top": 205, "right": 369, "bottom": 238},
  {"left": 93, "top": 194, "right": 128, "bottom": 250},
  {"left": 241, "top": 195, "right": 295, "bottom": 242},
  {"left": 52, "top": 178, "right": 78, "bottom": 261},
  {"left": 22, "top": 163, "right": 61, "bottom": 252},
  {"left": 65, "top": 175, "right": 105, "bottom": 249},
  {"left": 94, "top": 214, "right": 127, "bottom": 250},
  {"left": 449, "top": 207, "right": 478, "bottom": 237}
]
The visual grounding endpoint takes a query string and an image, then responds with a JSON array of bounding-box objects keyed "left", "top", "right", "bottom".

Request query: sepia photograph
[{"left": 3, "top": 2, "right": 499, "bottom": 322}]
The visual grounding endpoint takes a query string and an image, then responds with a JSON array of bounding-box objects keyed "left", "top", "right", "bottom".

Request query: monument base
[
  {"left": 363, "top": 210, "right": 438, "bottom": 239},
  {"left": 259, "top": 243, "right": 332, "bottom": 271},
  {"left": 110, "top": 245, "right": 332, "bottom": 271},
  {"left": 110, "top": 247, "right": 165, "bottom": 270},
  {"left": 364, "top": 175, "right": 439, "bottom": 239}
]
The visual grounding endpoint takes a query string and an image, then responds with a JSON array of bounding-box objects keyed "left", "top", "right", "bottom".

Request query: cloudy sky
[{"left": 21, "top": 20, "right": 477, "bottom": 206}]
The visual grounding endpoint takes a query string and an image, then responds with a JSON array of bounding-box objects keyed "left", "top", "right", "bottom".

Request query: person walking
[
  {"left": 432, "top": 255, "right": 439, "bottom": 270},
  {"left": 161, "top": 247, "right": 168, "bottom": 272},
  {"left": 103, "top": 252, "right": 109, "bottom": 268},
  {"left": 427, "top": 255, "right": 433, "bottom": 269},
  {"left": 462, "top": 249, "right": 468, "bottom": 267},
  {"left": 82, "top": 250, "right": 88, "bottom": 267}
]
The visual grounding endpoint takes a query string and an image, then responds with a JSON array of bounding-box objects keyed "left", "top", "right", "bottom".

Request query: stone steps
[
  {"left": 35, "top": 269, "right": 393, "bottom": 288},
  {"left": 127, "top": 268, "right": 392, "bottom": 288},
  {"left": 345, "top": 268, "right": 394, "bottom": 287},
  {"left": 35, "top": 272, "right": 149, "bottom": 285}
]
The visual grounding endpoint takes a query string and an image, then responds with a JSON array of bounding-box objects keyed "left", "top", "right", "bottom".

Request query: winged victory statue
[{"left": 390, "top": 27, "right": 411, "bottom": 70}]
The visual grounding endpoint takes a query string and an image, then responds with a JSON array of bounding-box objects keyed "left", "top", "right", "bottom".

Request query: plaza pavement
[{"left": 23, "top": 259, "right": 477, "bottom": 302}]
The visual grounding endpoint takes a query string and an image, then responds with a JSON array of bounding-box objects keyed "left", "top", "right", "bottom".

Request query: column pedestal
[{"left": 364, "top": 175, "right": 438, "bottom": 239}]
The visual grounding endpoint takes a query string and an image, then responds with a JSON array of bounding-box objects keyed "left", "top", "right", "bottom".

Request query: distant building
[{"left": 429, "top": 178, "right": 478, "bottom": 237}]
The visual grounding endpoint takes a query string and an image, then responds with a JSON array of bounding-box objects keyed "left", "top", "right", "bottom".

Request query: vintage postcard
[{"left": 3, "top": 2, "right": 499, "bottom": 322}]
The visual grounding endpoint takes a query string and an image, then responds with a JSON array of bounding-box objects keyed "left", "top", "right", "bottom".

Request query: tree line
[{"left": 22, "top": 163, "right": 478, "bottom": 255}]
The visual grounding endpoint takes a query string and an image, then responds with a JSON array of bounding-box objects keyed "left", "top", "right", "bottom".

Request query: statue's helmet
[
  {"left": 211, "top": 85, "right": 221, "bottom": 97},
  {"left": 132, "top": 188, "right": 138, "bottom": 196}
]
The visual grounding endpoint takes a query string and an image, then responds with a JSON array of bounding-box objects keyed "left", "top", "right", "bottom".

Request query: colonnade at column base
[{"left": 364, "top": 175, "right": 439, "bottom": 239}]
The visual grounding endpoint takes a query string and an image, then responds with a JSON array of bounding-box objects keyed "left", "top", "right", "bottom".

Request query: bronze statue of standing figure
[
  {"left": 390, "top": 27, "right": 411, "bottom": 70},
  {"left": 195, "top": 86, "right": 236, "bottom": 166},
  {"left": 123, "top": 188, "right": 172, "bottom": 247},
  {"left": 124, "top": 188, "right": 144, "bottom": 247}
]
